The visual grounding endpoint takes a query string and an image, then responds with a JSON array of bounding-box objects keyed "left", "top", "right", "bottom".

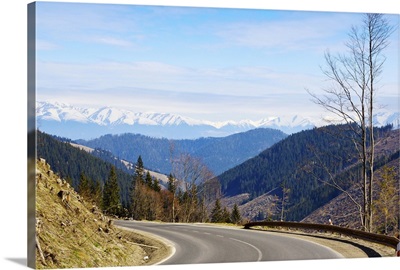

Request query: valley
[
  {"left": 28, "top": 6, "right": 400, "bottom": 270},
  {"left": 75, "top": 127, "right": 287, "bottom": 176},
  {"left": 36, "top": 122, "right": 399, "bottom": 237}
]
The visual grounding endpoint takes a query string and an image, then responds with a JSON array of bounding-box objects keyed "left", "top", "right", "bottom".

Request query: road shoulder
[
  {"left": 253, "top": 228, "right": 394, "bottom": 258},
  {"left": 115, "top": 223, "right": 175, "bottom": 265}
]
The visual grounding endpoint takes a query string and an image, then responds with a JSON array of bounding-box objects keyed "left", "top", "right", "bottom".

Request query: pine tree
[
  {"left": 134, "top": 155, "right": 145, "bottom": 184},
  {"left": 231, "top": 203, "right": 242, "bottom": 224},
  {"left": 167, "top": 173, "right": 176, "bottom": 194},
  {"left": 197, "top": 197, "right": 208, "bottom": 223},
  {"left": 78, "top": 172, "right": 91, "bottom": 200},
  {"left": 167, "top": 173, "right": 177, "bottom": 222},
  {"left": 210, "top": 199, "right": 223, "bottom": 223},
  {"left": 102, "top": 166, "right": 121, "bottom": 216},
  {"left": 91, "top": 179, "right": 103, "bottom": 207},
  {"left": 152, "top": 178, "right": 161, "bottom": 192},
  {"left": 145, "top": 171, "right": 153, "bottom": 188},
  {"left": 130, "top": 156, "right": 145, "bottom": 218},
  {"left": 222, "top": 207, "right": 231, "bottom": 223}
]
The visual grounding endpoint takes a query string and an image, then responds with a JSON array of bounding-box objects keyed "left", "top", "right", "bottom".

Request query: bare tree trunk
[
  {"left": 307, "top": 13, "right": 394, "bottom": 232},
  {"left": 362, "top": 126, "right": 369, "bottom": 231},
  {"left": 171, "top": 153, "right": 214, "bottom": 223}
]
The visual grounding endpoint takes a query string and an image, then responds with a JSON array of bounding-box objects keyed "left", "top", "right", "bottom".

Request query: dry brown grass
[{"left": 35, "top": 159, "right": 169, "bottom": 269}]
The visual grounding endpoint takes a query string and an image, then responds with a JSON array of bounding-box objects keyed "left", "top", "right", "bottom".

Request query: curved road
[{"left": 115, "top": 220, "right": 343, "bottom": 265}]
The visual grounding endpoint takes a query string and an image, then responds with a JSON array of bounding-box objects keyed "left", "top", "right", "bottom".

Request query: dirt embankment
[{"left": 35, "top": 159, "right": 171, "bottom": 269}]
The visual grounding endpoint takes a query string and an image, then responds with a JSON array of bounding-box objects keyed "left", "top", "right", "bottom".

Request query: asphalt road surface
[{"left": 115, "top": 221, "right": 343, "bottom": 265}]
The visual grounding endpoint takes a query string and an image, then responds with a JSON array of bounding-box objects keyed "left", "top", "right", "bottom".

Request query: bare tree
[
  {"left": 279, "top": 187, "right": 290, "bottom": 222},
  {"left": 307, "top": 13, "right": 394, "bottom": 232},
  {"left": 171, "top": 153, "right": 215, "bottom": 222}
]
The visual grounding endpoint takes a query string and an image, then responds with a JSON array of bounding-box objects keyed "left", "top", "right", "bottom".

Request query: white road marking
[{"left": 229, "top": 238, "right": 263, "bottom": 261}]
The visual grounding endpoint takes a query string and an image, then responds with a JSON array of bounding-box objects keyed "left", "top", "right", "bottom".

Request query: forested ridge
[
  {"left": 36, "top": 130, "right": 242, "bottom": 224},
  {"left": 37, "top": 124, "right": 396, "bottom": 224},
  {"left": 217, "top": 124, "right": 395, "bottom": 221},
  {"left": 37, "top": 130, "right": 133, "bottom": 209},
  {"left": 76, "top": 127, "right": 287, "bottom": 175}
]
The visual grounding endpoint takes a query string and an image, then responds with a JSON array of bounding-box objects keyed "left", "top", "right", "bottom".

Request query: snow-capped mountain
[
  {"left": 35, "top": 101, "right": 399, "bottom": 140},
  {"left": 36, "top": 102, "right": 204, "bottom": 127}
]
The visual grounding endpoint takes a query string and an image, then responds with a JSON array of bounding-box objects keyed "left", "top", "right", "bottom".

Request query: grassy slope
[{"left": 35, "top": 159, "right": 169, "bottom": 269}]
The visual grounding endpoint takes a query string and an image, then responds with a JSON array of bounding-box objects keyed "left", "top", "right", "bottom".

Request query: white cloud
[
  {"left": 34, "top": 5, "right": 398, "bottom": 122},
  {"left": 86, "top": 36, "right": 134, "bottom": 47},
  {"left": 36, "top": 57, "right": 330, "bottom": 121},
  {"left": 213, "top": 13, "right": 357, "bottom": 52},
  {"left": 37, "top": 59, "right": 324, "bottom": 96}
]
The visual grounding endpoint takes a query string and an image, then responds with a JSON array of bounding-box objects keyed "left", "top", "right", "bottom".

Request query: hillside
[
  {"left": 36, "top": 125, "right": 398, "bottom": 229},
  {"left": 220, "top": 192, "right": 281, "bottom": 222},
  {"left": 35, "top": 159, "right": 170, "bottom": 269},
  {"left": 70, "top": 142, "right": 170, "bottom": 189},
  {"left": 77, "top": 127, "right": 287, "bottom": 175},
  {"left": 37, "top": 130, "right": 134, "bottom": 208},
  {"left": 303, "top": 158, "right": 399, "bottom": 231},
  {"left": 302, "top": 130, "right": 400, "bottom": 235},
  {"left": 217, "top": 124, "right": 396, "bottom": 222}
]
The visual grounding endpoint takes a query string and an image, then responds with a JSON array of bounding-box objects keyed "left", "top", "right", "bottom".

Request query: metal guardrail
[{"left": 243, "top": 221, "right": 399, "bottom": 250}]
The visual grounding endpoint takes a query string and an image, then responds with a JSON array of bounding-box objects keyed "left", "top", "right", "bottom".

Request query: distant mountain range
[
  {"left": 35, "top": 101, "right": 308, "bottom": 139},
  {"left": 77, "top": 128, "right": 287, "bottom": 176},
  {"left": 36, "top": 101, "right": 399, "bottom": 140}
]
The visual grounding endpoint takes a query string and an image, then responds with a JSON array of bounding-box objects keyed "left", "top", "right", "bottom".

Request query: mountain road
[{"left": 115, "top": 220, "right": 344, "bottom": 265}]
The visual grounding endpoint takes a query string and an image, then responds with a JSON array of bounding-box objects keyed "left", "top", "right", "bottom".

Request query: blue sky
[{"left": 35, "top": 2, "right": 399, "bottom": 121}]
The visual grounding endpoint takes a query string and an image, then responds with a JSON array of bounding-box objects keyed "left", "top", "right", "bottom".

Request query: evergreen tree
[
  {"left": 152, "top": 178, "right": 161, "bottom": 192},
  {"left": 210, "top": 199, "right": 223, "bottom": 223},
  {"left": 36, "top": 131, "right": 133, "bottom": 208},
  {"left": 167, "top": 173, "right": 177, "bottom": 222},
  {"left": 78, "top": 172, "right": 91, "bottom": 200},
  {"left": 231, "top": 203, "right": 242, "bottom": 224},
  {"left": 91, "top": 179, "right": 103, "bottom": 207},
  {"left": 167, "top": 173, "right": 176, "bottom": 194},
  {"left": 222, "top": 207, "right": 231, "bottom": 223},
  {"left": 102, "top": 166, "right": 121, "bottom": 216},
  {"left": 197, "top": 197, "right": 208, "bottom": 223},
  {"left": 145, "top": 171, "right": 153, "bottom": 188},
  {"left": 129, "top": 155, "right": 145, "bottom": 218},
  {"left": 135, "top": 155, "right": 145, "bottom": 184}
]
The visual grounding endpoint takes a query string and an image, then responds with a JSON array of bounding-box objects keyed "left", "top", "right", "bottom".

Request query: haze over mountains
[
  {"left": 35, "top": 101, "right": 312, "bottom": 139},
  {"left": 76, "top": 128, "right": 287, "bottom": 176},
  {"left": 35, "top": 100, "right": 400, "bottom": 226},
  {"left": 36, "top": 101, "right": 399, "bottom": 140}
]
